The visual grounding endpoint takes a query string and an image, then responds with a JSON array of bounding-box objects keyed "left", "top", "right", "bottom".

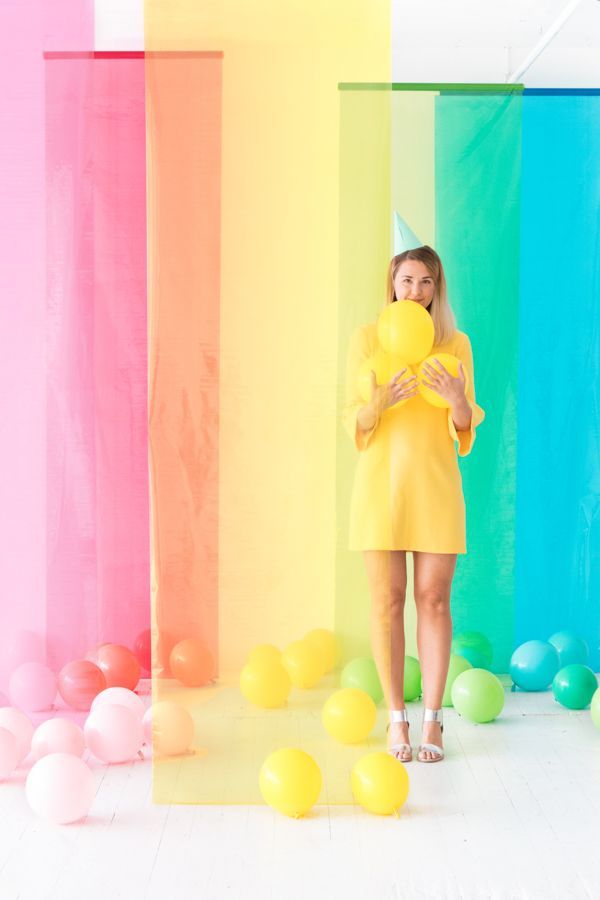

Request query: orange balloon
[
  {"left": 150, "top": 701, "right": 195, "bottom": 756},
  {"left": 58, "top": 660, "right": 106, "bottom": 710},
  {"left": 170, "top": 639, "right": 216, "bottom": 687},
  {"left": 87, "top": 644, "right": 141, "bottom": 691}
]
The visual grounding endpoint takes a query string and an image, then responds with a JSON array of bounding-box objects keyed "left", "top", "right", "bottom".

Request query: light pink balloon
[
  {"left": 25, "top": 753, "right": 95, "bottom": 824},
  {"left": 84, "top": 705, "right": 143, "bottom": 763},
  {"left": 0, "top": 727, "right": 19, "bottom": 779},
  {"left": 91, "top": 687, "right": 145, "bottom": 721},
  {"left": 31, "top": 719, "right": 85, "bottom": 761},
  {"left": 0, "top": 707, "right": 34, "bottom": 763},
  {"left": 142, "top": 706, "right": 152, "bottom": 745},
  {"left": 9, "top": 662, "right": 57, "bottom": 712},
  {"left": 0, "top": 692, "right": 9, "bottom": 706}
]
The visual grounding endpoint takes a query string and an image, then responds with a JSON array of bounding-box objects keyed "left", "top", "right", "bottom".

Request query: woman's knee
[
  {"left": 372, "top": 587, "right": 406, "bottom": 623},
  {"left": 415, "top": 588, "right": 450, "bottom": 615}
]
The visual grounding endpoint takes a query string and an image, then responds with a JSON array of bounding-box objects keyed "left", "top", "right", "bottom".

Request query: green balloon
[
  {"left": 451, "top": 631, "right": 493, "bottom": 670},
  {"left": 451, "top": 668, "right": 504, "bottom": 722},
  {"left": 591, "top": 688, "right": 600, "bottom": 731},
  {"left": 404, "top": 655, "right": 422, "bottom": 702},
  {"left": 340, "top": 657, "right": 383, "bottom": 705},
  {"left": 442, "top": 654, "right": 473, "bottom": 707},
  {"left": 552, "top": 664, "right": 598, "bottom": 710}
]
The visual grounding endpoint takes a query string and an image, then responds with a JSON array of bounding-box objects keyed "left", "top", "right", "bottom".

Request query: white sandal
[
  {"left": 417, "top": 707, "right": 445, "bottom": 763},
  {"left": 386, "top": 708, "right": 413, "bottom": 762}
]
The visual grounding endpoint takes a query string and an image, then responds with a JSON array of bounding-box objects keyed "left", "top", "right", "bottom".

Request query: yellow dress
[{"left": 342, "top": 323, "right": 485, "bottom": 553}]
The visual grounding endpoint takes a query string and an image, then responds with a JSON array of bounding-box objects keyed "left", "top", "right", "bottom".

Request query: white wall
[
  {"left": 392, "top": 0, "right": 600, "bottom": 85},
  {"left": 96, "top": 0, "right": 600, "bottom": 85}
]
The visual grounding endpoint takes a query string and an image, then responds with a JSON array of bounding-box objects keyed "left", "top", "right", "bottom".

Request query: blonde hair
[{"left": 385, "top": 245, "right": 456, "bottom": 346}]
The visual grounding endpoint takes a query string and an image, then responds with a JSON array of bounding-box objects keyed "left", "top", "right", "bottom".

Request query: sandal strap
[
  {"left": 389, "top": 708, "right": 409, "bottom": 724},
  {"left": 423, "top": 707, "right": 443, "bottom": 723},
  {"left": 418, "top": 742, "right": 444, "bottom": 756}
]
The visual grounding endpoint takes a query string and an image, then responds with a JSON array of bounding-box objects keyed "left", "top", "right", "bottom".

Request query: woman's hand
[
  {"left": 368, "top": 367, "right": 419, "bottom": 415},
  {"left": 420, "top": 358, "right": 466, "bottom": 406}
]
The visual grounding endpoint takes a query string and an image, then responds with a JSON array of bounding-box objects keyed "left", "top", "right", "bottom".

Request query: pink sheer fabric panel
[
  {"left": 45, "top": 54, "right": 149, "bottom": 670},
  {"left": 0, "top": 2, "right": 92, "bottom": 689}
]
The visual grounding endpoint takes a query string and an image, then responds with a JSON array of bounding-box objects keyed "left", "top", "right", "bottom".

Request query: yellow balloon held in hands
[
  {"left": 417, "top": 353, "right": 469, "bottom": 409},
  {"left": 356, "top": 352, "right": 415, "bottom": 410},
  {"left": 281, "top": 640, "right": 324, "bottom": 688},
  {"left": 322, "top": 688, "right": 377, "bottom": 744},
  {"left": 351, "top": 752, "right": 410, "bottom": 816},
  {"left": 259, "top": 748, "right": 322, "bottom": 818},
  {"left": 240, "top": 659, "right": 291, "bottom": 708},
  {"left": 377, "top": 301, "right": 434, "bottom": 364}
]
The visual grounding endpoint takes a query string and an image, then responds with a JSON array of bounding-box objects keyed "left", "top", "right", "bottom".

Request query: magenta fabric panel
[{"left": 45, "top": 55, "right": 148, "bottom": 670}]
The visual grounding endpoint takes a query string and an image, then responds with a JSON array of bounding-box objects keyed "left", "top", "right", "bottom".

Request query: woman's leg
[
  {"left": 363, "top": 550, "right": 408, "bottom": 755},
  {"left": 413, "top": 551, "right": 457, "bottom": 760}
]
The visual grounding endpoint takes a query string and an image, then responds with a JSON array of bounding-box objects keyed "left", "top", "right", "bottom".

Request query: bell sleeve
[
  {"left": 447, "top": 332, "right": 485, "bottom": 457},
  {"left": 341, "top": 325, "right": 381, "bottom": 452}
]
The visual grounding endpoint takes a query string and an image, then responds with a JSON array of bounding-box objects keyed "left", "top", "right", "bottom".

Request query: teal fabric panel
[{"left": 435, "top": 93, "right": 522, "bottom": 672}]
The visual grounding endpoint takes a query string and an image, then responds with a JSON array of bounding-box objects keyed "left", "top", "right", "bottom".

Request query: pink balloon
[
  {"left": 84, "top": 705, "right": 143, "bottom": 763},
  {"left": 31, "top": 719, "right": 85, "bottom": 761},
  {"left": 9, "top": 662, "right": 57, "bottom": 712},
  {"left": 0, "top": 727, "right": 19, "bottom": 779},
  {"left": 0, "top": 707, "right": 34, "bottom": 763},
  {"left": 0, "top": 692, "right": 10, "bottom": 706},
  {"left": 25, "top": 753, "right": 95, "bottom": 824},
  {"left": 57, "top": 660, "right": 106, "bottom": 710},
  {"left": 91, "top": 687, "right": 145, "bottom": 721}
]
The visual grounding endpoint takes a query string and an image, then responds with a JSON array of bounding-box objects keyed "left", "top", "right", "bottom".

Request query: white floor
[{"left": 1, "top": 686, "right": 599, "bottom": 900}]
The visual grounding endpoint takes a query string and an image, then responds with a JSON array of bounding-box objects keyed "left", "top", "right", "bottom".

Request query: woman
[{"left": 342, "top": 245, "right": 485, "bottom": 763}]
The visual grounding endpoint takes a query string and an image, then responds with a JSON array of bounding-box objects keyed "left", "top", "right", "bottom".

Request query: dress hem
[{"left": 348, "top": 546, "right": 467, "bottom": 554}]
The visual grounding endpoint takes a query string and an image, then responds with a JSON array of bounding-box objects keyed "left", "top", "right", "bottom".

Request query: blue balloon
[
  {"left": 547, "top": 631, "right": 589, "bottom": 667},
  {"left": 510, "top": 640, "right": 560, "bottom": 691}
]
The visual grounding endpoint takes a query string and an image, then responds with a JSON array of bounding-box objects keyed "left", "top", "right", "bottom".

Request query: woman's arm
[
  {"left": 450, "top": 395, "right": 473, "bottom": 432},
  {"left": 447, "top": 333, "right": 485, "bottom": 456}
]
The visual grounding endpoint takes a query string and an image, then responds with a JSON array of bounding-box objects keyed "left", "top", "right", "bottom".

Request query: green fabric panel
[{"left": 336, "top": 90, "right": 391, "bottom": 661}]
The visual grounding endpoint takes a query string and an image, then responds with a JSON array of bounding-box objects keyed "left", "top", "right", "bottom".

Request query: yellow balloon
[
  {"left": 304, "top": 628, "right": 339, "bottom": 673},
  {"left": 240, "top": 659, "right": 291, "bottom": 708},
  {"left": 151, "top": 701, "right": 195, "bottom": 756},
  {"left": 356, "top": 355, "right": 379, "bottom": 403},
  {"left": 259, "top": 748, "right": 322, "bottom": 818},
  {"left": 321, "top": 688, "right": 377, "bottom": 744},
  {"left": 377, "top": 301, "right": 434, "bottom": 364},
  {"left": 351, "top": 751, "right": 410, "bottom": 816},
  {"left": 248, "top": 643, "right": 281, "bottom": 666},
  {"left": 417, "top": 353, "right": 469, "bottom": 409},
  {"left": 281, "top": 640, "right": 324, "bottom": 688}
]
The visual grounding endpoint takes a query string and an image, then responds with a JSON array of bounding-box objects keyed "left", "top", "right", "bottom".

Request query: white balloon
[
  {"left": 0, "top": 727, "right": 18, "bottom": 779},
  {"left": 0, "top": 707, "right": 34, "bottom": 763},
  {"left": 31, "top": 718, "right": 85, "bottom": 761},
  {"left": 142, "top": 706, "right": 153, "bottom": 745},
  {"left": 26, "top": 753, "right": 95, "bottom": 824},
  {"left": 84, "top": 705, "right": 143, "bottom": 763},
  {"left": 91, "top": 687, "right": 145, "bottom": 720}
]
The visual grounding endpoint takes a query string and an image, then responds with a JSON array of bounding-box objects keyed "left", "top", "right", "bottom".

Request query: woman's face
[{"left": 393, "top": 260, "right": 435, "bottom": 309}]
